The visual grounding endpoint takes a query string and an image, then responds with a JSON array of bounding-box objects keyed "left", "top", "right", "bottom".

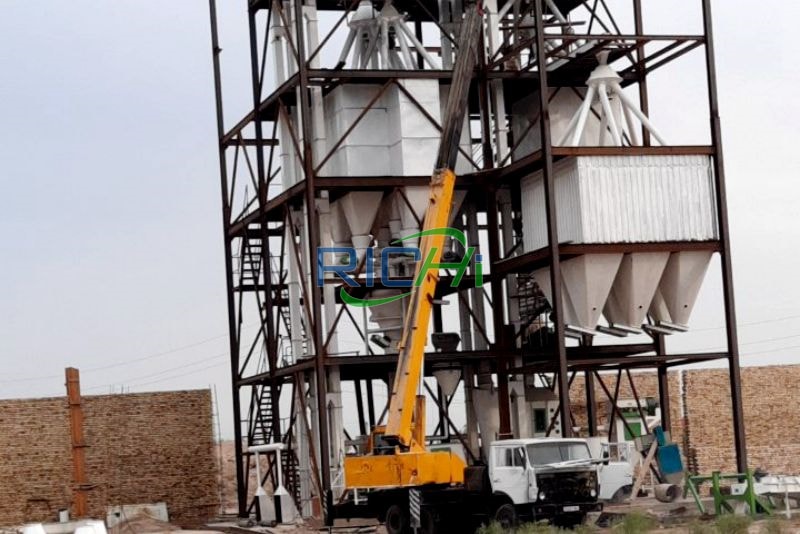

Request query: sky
[{"left": 1, "top": 0, "right": 800, "bottom": 440}]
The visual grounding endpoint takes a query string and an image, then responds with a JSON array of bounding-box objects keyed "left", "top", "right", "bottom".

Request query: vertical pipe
[
  {"left": 355, "top": 380, "right": 367, "bottom": 436},
  {"left": 415, "top": 21, "right": 424, "bottom": 69},
  {"left": 656, "top": 334, "right": 672, "bottom": 433},
  {"left": 477, "top": 29, "right": 495, "bottom": 170},
  {"left": 585, "top": 370, "right": 597, "bottom": 437},
  {"left": 633, "top": 0, "right": 650, "bottom": 146},
  {"left": 65, "top": 368, "right": 88, "bottom": 518},
  {"left": 366, "top": 379, "right": 376, "bottom": 429},
  {"left": 292, "top": 0, "right": 334, "bottom": 513},
  {"left": 487, "top": 187, "right": 512, "bottom": 438},
  {"left": 606, "top": 370, "right": 623, "bottom": 440},
  {"left": 534, "top": 0, "right": 571, "bottom": 437},
  {"left": 701, "top": 0, "right": 747, "bottom": 473},
  {"left": 466, "top": 205, "right": 488, "bottom": 351},
  {"left": 208, "top": 0, "right": 247, "bottom": 516}
]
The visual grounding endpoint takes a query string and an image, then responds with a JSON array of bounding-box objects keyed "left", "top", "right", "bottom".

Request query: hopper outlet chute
[
  {"left": 338, "top": 191, "right": 383, "bottom": 261},
  {"left": 604, "top": 252, "right": 670, "bottom": 333},
  {"left": 433, "top": 369, "right": 461, "bottom": 398},
  {"left": 472, "top": 386, "right": 501, "bottom": 460},
  {"left": 649, "top": 251, "right": 713, "bottom": 331},
  {"left": 397, "top": 186, "right": 430, "bottom": 248},
  {"left": 329, "top": 202, "right": 351, "bottom": 265},
  {"left": 532, "top": 254, "right": 623, "bottom": 334},
  {"left": 367, "top": 289, "right": 405, "bottom": 353}
]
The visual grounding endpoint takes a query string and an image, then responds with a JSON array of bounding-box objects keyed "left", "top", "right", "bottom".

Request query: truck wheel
[
  {"left": 611, "top": 484, "right": 633, "bottom": 503},
  {"left": 385, "top": 504, "right": 410, "bottom": 534},
  {"left": 493, "top": 504, "right": 517, "bottom": 529},
  {"left": 419, "top": 508, "right": 438, "bottom": 534}
]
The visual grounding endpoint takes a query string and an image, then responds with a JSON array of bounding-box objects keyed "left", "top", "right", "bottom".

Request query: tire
[
  {"left": 419, "top": 508, "right": 438, "bottom": 534},
  {"left": 611, "top": 484, "right": 633, "bottom": 503},
  {"left": 493, "top": 503, "right": 518, "bottom": 530},
  {"left": 385, "top": 503, "right": 410, "bottom": 534}
]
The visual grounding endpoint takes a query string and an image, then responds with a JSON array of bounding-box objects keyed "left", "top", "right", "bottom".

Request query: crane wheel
[{"left": 385, "top": 503, "right": 410, "bottom": 534}]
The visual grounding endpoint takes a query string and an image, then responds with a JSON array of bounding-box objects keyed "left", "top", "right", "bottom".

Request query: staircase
[
  {"left": 280, "top": 448, "right": 302, "bottom": 509},
  {"left": 237, "top": 229, "right": 263, "bottom": 287},
  {"left": 248, "top": 384, "right": 277, "bottom": 447}
]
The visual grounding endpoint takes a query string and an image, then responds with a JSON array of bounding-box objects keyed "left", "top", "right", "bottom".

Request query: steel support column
[
  {"left": 701, "top": 0, "right": 747, "bottom": 473},
  {"left": 208, "top": 0, "right": 247, "bottom": 517},
  {"left": 488, "top": 187, "right": 512, "bottom": 438},
  {"left": 633, "top": 0, "right": 650, "bottom": 146},
  {"left": 585, "top": 370, "right": 597, "bottom": 436},
  {"left": 656, "top": 334, "right": 672, "bottom": 433},
  {"left": 292, "top": 0, "right": 334, "bottom": 512},
  {"left": 534, "top": 0, "right": 571, "bottom": 437}
]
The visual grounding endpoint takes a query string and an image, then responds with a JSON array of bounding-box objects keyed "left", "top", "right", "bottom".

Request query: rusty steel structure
[
  {"left": 207, "top": 0, "right": 746, "bottom": 521},
  {"left": 65, "top": 367, "right": 90, "bottom": 518}
]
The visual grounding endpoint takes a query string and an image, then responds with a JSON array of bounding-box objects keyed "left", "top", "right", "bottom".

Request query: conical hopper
[
  {"left": 532, "top": 254, "right": 622, "bottom": 332},
  {"left": 561, "top": 254, "right": 622, "bottom": 331},
  {"left": 649, "top": 251, "right": 713, "bottom": 328},
  {"left": 329, "top": 202, "right": 351, "bottom": 265},
  {"left": 338, "top": 191, "right": 383, "bottom": 260},
  {"left": 604, "top": 252, "right": 670, "bottom": 331},
  {"left": 368, "top": 289, "right": 405, "bottom": 353},
  {"left": 433, "top": 369, "right": 461, "bottom": 398},
  {"left": 531, "top": 266, "right": 581, "bottom": 327}
]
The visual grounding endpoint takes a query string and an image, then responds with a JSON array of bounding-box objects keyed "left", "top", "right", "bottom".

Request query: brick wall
[
  {"left": 0, "top": 390, "right": 218, "bottom": 527},
  {"left": 566, "top": 364, "right": 800, "bottom": 477},
  {"left": 683, "top": 365, "right": 800, "bottom": 476}
]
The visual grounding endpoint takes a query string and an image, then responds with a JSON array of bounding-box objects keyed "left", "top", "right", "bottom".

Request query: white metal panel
[
  {"left": 521, "top": 155, "right": 718, "bottom": 251},
  {"left": 511, "top": 89, "right": 604, "bottom": 160},
  {"left": 389, "top": 138, "right": 439, "bottom": 176},
  {"left": 329, "top": 145, "right": 391, "bottom": 176},
  {"left": 318, "top": 81, "right": 441, "bottom": 178},
  {"left": 328, "top": 107, "right": 390, "bottom": 146}
]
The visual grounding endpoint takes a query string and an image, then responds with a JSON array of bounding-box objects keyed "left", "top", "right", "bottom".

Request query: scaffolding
[{"left": 207, "top": 0, "right": 747, "bottom": 520}]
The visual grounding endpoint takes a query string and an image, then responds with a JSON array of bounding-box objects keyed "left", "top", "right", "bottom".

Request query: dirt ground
[{"left": 214, "top": 443, "right": 800, "bottom": 533}]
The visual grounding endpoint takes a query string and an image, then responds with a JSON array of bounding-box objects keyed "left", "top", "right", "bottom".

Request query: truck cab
[{"left": 488, "top": 438, "right": 602, "bottom": 528}]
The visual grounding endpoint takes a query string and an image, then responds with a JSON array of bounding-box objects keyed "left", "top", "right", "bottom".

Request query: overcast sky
[{"left": 1, "top": 1, "right": 799, "bottom": 440}]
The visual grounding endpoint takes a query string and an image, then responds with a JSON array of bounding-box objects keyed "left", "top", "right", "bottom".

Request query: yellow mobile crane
[
  {"left": 343, "top": 2, "right": 482, "bottom": 493},
  {"left": 340, "top": 2, "right": 482, "bottom": 531},
  {"left": 343, "top": 166, "right": 465, "bottom": 489},
  {"left": 338, "top": 3, "right": 604, "bottom": 532}
]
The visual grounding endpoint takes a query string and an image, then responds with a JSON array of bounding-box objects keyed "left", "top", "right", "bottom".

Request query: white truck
[
  {"left": 482, "top": 438, "right": 604, "bottom": 528},
  {"left": 591, "top": 439, "right": 636, "bottom": 503},
  {"left": 340, "top": 437, "right": 603, "bottom": 532}
]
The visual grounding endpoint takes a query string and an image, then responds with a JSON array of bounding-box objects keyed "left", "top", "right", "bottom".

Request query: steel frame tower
[{"left": 208, "top": 0, "right": 746, "bottom": 519}]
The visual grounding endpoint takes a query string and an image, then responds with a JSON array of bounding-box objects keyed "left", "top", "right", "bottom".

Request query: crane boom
[
  {"left": 344, "top": 2, "right": 483, "bottom": 490},
  {"left": 384, "top": 169, "right": 455, "bottom": 448},
  {"left": 384, "top": 1, "right": 483, "bottom": 449}
]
